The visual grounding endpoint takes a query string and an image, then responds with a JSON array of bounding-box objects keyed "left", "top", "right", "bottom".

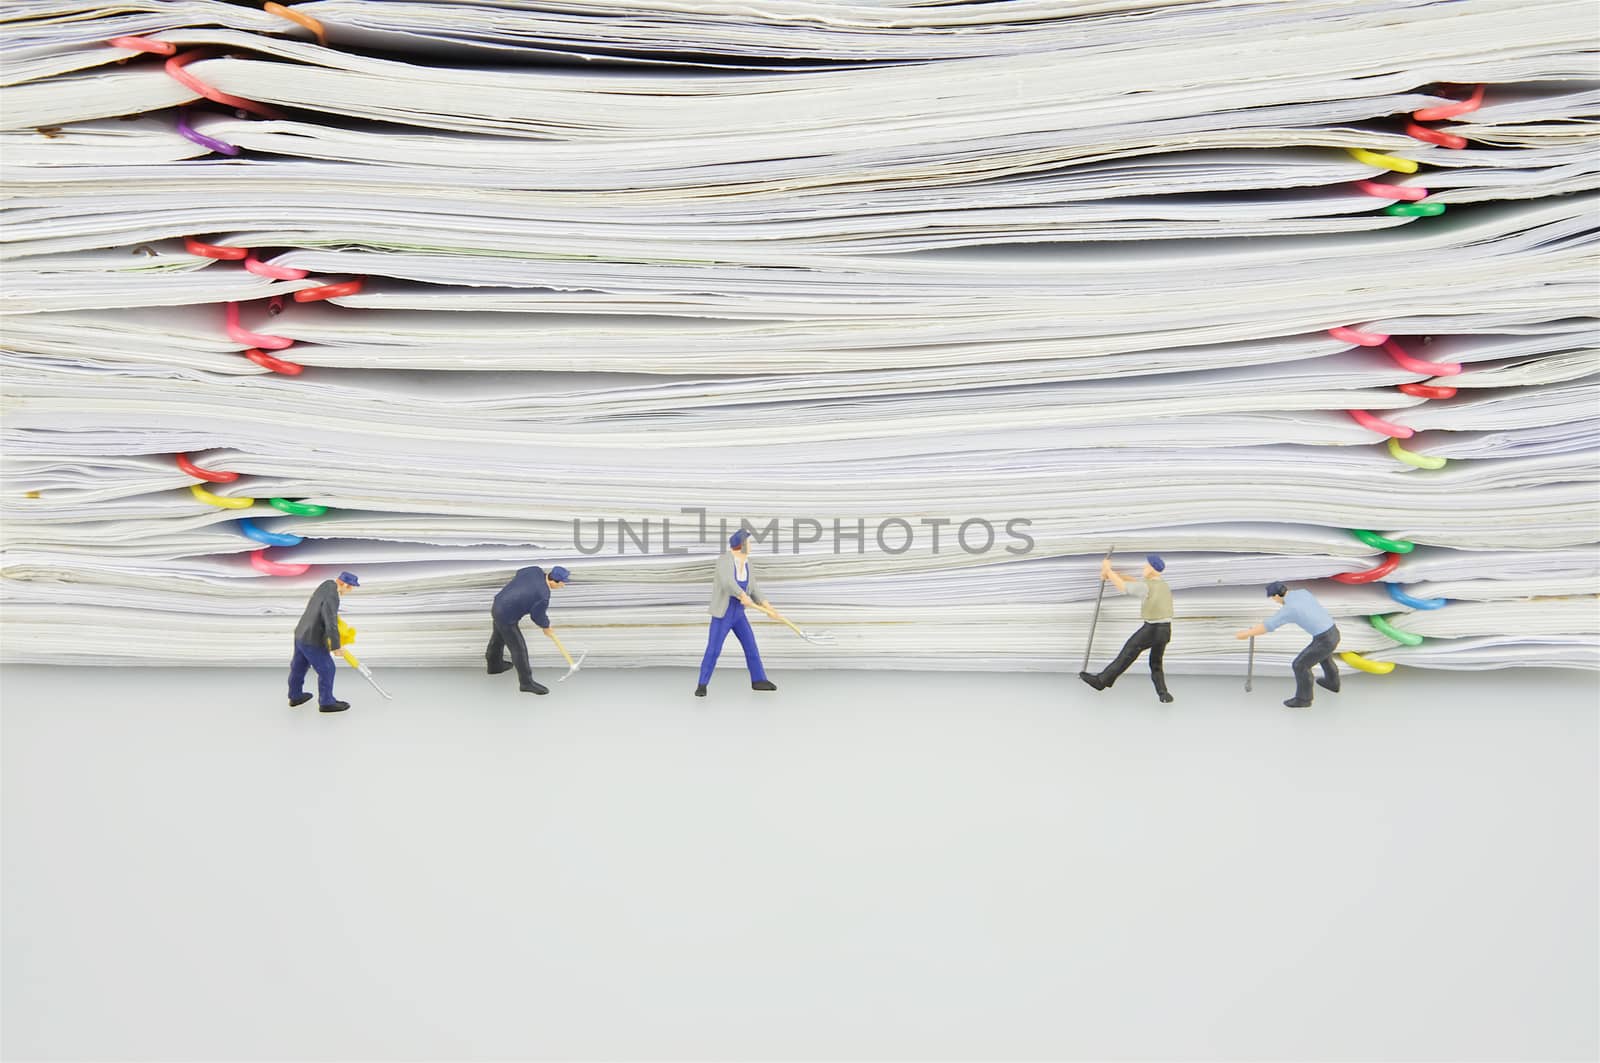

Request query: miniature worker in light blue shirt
[{"left": 1236, "top": 581, "right": 1341, "bottom": 708}]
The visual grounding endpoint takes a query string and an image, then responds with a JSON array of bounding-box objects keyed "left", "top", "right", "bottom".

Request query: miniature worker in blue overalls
[
  {"left": 288, "top": 570, "right": 359, "bottom": 713},
  {"left": 696, "top": 528, "right": 781, "bottom": 697},
  {"left": 487, "top": 565, "right": 570, "bottom": 695},
  {"left": 1236, "top": 581, "right": 1342, "bottom": 708}
]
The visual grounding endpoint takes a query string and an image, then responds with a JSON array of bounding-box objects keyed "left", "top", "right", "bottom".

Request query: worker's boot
[{"left": 319, "top": 701, "right": 350, "bottom": 713}]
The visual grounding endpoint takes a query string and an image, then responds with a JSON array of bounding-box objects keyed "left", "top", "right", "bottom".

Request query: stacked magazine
[{"left": 3, "top": 0, "right": 1597, "bottom": 676}]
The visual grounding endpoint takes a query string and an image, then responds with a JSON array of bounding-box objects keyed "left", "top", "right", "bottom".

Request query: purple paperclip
[{"left": 177, "top": 107, "right": 240, "bottom": 157}]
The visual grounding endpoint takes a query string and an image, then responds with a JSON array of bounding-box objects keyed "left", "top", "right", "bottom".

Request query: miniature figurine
[
  {"left": 486, "top": 565, "right": 570, "bottom": 695},
  {"left": 1235, "top": 581, "right": 1341, "bottom": 708},
  {"left": 289, "top": 570, "right": 359, "bottom": 713},
  {"left": 697, "top": 528, "right": 782, "bottom": 696},
  {"left": 1079, "top": 554, "right": 1175, "bottom": 702}
]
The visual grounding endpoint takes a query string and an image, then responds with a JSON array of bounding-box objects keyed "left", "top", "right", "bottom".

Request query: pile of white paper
[{"left": 2, "top": 0, "right": 1596, "bottom": 676}]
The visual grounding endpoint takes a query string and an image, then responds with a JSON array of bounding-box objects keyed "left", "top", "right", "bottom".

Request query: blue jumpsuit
[{"left": 698, "top": 567, "right": 768, "bottom": 686}]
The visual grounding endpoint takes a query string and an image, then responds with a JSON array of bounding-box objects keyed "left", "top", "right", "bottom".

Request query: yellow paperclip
[
  {"left": 1340, "top": 651, "right": 1396, "bottom": 675},
  {"left": 189, "top": 483, "right": 255, "bottom": 510},
  {"left": 1388, "top": 437, "right": 1447, "bottom": 470},
  {"left": 1346, "top": 147, "right": 1420, "bottom": 175}
]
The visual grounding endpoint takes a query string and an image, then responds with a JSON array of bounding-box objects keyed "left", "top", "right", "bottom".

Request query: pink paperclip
[
  {"left": 1413, "top": 85, "right": 1486, "bottom": 123},
  {"left": 165, "top": 51, "right": 282, "bottom": 120},
  {"left": 1353, "top": 180, "right": 1427, "bottom": 202},
  {"left": 1347, "top": 409, "right": 1414, "bottom": 439},
  {"left": 244, "top": 253, "right": 308, "bottom": 280},
  {"left": 251, "top": 549, "right": 310, "bottom": 576},
  {"left": 225, "top": 301, "right": 294, "bottom": 351},
  {"left": 108, "top": 36, "right": 176, "bottom": 56},
  {"left": 292, "top": 279, "right": 363, "bottom": 302},
  {"left": 244, "top": 348, "right": 305, "bottom": 375},
  {"left": 1405, "top": 123, "right": 1468, "bottom": 150},
  {"left": 1382, "top": 339, "right": 1461, "bottom": 376},
  {"left": 1328, "top": 326, "right": 1388, "bottom": 347}
]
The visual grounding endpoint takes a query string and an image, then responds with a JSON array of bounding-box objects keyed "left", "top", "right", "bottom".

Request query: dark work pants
[
  {"left": 486, "top": 612, "right": 537, "bottom": 687},
  {"left": 1292, "top": 625, "right": 1342, "bottom": 702},
  {"left": 1096, "top": 621, "right": 1171, "bottom": 696},
  {"left": 289, "top": 640, "right": 337, "bottom": 705}
]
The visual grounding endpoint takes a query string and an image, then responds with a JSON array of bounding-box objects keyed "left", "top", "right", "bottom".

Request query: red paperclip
[
  {"left": 1413, "top": 85, "right": 1485, "bottom": 123},
  {"left": 292, "top": 279, "right": 364, "bottom": 302},
  {"left": 1405, "top": 123, "right": 1469, "bottom": 150},
  {"left": 251, "top": 549, "right": 310, "bottom": 576},
  {"left": 244, "top": 253, "right": 308, "bottom": 280},
  {"left": 1329, "top": 325, "right": 1387, "bottom": 347},
  {"left": 1347, "top": 410, "right": 1414, "bottom": 439},
  {"left": 1353, "top": 180, "right": 1427, "bottom": 202},
  {"left": 244, "top": 348, "right": 305, "bottom": 375},
  {"left": 165, "top": 50, "right": 282, "bottom": 120},
  {"left": 185, "top": 237, "right": 247, "bottom": 261},
  {"left": 108, "top": 36, "right": 176, "bottom": 56},
  {"left": 1332, "top": 552, "right": 1402, "bottom": 585},
  {"left": 225, "top": 301, "right": 294, "bottom": 351},
  {"left": 1398, "top": 382, "right": 1458, "bottom": 400},
  {"left": 175, "top": 452, "right": 240, "bottom": 483},
  {"left": 1381, "top": 339, "right": 1461, "bottom": 376}
]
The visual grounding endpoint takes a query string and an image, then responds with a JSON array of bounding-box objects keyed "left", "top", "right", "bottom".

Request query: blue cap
[
  {"left": 1145, "top": 554, "right": 1165, "bottom": 573},
  {"left": 338, "top": 571, "right": 359, "bottom": 587},
  {"left": 729, "top": 528, "right": 750, "bottom": 549},
  {"left": 548, "top": 565, "right": 570, "bottom": 583},
  {"left": 1266, "top": 581, "right": 1288, "bottom": 598}
]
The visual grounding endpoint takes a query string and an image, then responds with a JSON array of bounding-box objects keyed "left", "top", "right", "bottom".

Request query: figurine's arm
[
  {"left": 1099, "top": 556, "right": 1129, "bottom": 593},
  {"left": 322, "top": 589, "right": 341, "bottom": 650},
  {"left": 1234, "top": 622, "right": 1268, "bottom": 640}
]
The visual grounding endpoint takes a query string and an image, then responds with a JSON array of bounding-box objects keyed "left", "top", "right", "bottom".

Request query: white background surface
[{"left": 3, "top": 664, "right": 1597, "bottom": 1062}]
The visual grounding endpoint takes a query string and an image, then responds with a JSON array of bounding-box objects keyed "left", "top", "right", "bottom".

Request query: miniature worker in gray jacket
[{"left": 696, "top": 528, "right": 782, "bottom": 697}]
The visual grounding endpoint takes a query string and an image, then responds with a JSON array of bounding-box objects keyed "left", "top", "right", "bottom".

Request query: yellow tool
[
  {"left": 547, "top": 630, "right": 587, "bottom": 682},
  {"left": 334, "top": 617, "right": 392, "bottom": 699}
]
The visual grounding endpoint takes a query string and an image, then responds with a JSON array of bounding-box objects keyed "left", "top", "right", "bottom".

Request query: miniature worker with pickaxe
[
  {"left": 486, "top": 564, "right": 572, "bottom": 695},
  {"left": 288, "top": 570, "right": 360, "bottom": 713}
]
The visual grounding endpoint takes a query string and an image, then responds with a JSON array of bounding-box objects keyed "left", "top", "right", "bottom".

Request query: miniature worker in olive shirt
[{"left": 1080, "top": 554, "right": 1175, "bottom": 703}]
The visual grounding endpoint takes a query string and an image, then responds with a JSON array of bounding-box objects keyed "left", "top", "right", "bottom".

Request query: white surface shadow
[{"left": 2, "top": 665, "right": 1597, "bottom": 1062}]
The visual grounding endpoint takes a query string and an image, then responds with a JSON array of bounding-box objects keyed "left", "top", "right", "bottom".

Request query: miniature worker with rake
[{"left": 696, "top": 528, "right": 785, "bottom": 697}]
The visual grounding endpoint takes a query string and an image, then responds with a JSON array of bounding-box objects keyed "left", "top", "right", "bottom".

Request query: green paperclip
[
  {"left": 1385, "top": 201, "right": 1446, "bottom": 218},
  {"left": 268, "top": 497, "right": 328, "bottom": 517},
  {"left": 1369, "top": 614, "right": 1425, "bottom": 646},
  {"left": 1350, "top": 528, "right": 1415, "bottom": 553}
]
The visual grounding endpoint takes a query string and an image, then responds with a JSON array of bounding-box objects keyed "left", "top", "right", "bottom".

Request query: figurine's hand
[
  {"left": 1234, "top": 629, "right": 1252, "bottom": 640},
  {"left": 1100, "top": 558, "right": 1113, "bottom": 577},
  {"left": 738, "top": 594, "right": 755, "bottom": 607}
]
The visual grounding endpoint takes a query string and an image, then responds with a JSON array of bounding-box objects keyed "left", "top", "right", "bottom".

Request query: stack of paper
[{"left": 2, "top": 0, "right": 1596, "bottom": 678}]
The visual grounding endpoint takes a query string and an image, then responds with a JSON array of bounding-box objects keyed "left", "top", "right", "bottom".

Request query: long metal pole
[
  {"left": 1245, "top": 636, "right": 1256, "bottom": 692},
  {"left": 1081, "top": 544, "right": 1115, "bottom": 671}
]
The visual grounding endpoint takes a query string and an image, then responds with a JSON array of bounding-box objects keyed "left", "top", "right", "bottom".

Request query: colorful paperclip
[
  {"left": 108, "top": 36, "right": 176, "bottom": 56},
  {"left": 175, "top": 452, "right": 240, "bottom": 483},
  {"left": 225, "top": 301, "right": 294, "bottom": 350},
  {"left": 176, "top": 107, "right": 240, "bottom": 156},
  {"left": 250, "top": 549, "right": 311, "bottom": 576},
  {"left": 190, "top": 483, "right": 255, "bottom": 510},
  {"left": 237, "top": 518, "right": 303, "bottom": 547},
  {"left": 1340, "top": 652, "right": 1396, "bottom": 675},
  {"left": 165, "top": 51, "right": 283, "bottom": 119},
  {"left": 264, "top": 2, "right": 329, "bottom": 47}
]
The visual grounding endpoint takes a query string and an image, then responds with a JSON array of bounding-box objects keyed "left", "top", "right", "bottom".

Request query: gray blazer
[{"left": 707, "top": 551, "right": 766, "bottom": 618}]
